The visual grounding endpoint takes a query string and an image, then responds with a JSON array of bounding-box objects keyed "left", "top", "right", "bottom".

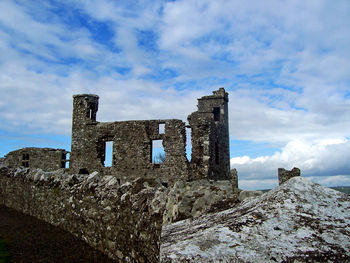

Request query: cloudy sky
[{"left": 1, "top": 0, "right": 350, "bottom": 189}]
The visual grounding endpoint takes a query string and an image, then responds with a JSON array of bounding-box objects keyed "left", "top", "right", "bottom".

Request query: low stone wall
[
  {"left": 0, "top": 167, "right": 166, "bottom": 262},
  {"left": 163, "top": 179, "right": 240, "bottom": 225}
]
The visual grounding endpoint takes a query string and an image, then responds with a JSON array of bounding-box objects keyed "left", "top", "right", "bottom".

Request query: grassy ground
[{"left": 331, "top": 186, "right": 350, "bottom": 194}]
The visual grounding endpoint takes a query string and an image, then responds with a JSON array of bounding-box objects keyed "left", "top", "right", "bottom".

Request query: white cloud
[
  {"left": 231, "top": 139, "right": 350, "bottom": 189},
  {"left": 309, "top": 175, "right": 350, "bottom": 187}
]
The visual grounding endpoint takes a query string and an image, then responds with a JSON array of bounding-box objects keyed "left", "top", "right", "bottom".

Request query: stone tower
[
  {"left": 70, "top": 94, "right": 99, "bottom": 173},
  {"left": 188, "top": 88, "right": 230, "bottom": 180},
  {"left": 68, "top": 89, "right": 230, "bottom": 183}
]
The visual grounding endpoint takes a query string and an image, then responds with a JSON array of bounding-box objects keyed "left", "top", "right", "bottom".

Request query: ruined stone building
[
  {"left": 2, "top": 88, "right": 230, "bottom": 185},
  {"left": 69, "top": 88, "right": 230, "bottom": 185},
  {"left": 4, "top": 147, "right": 68, "bottom": 171}
]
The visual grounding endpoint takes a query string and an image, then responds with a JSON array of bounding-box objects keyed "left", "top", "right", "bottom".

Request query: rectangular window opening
[
  {"left": 159, "top": 123, "right": 165, "bottom": 134},
  {"left": 22, "top": 153, "right": 29, "bottom": 160},
  {"left": 151, "top": 139, "right": 165, "bottom": 165},
  {"left": 87, "top": 108, "right": 92, "bottom": 119},
  {"left": 213, "top": 107, "right": 220, "bottom": 121},
  {"left": 186, "top": 127, "right": 192, "bottom": 161},
  {"left": 65, "top": 161, "right": 70, "bottom": 169},
  {"left": 104, "top": 141, "right": 113, "bottom": 167},
  {"left": 88, "top": 108, "right": 96, "bottom": 121}
]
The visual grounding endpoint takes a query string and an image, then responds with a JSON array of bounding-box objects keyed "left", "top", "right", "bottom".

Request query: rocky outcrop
[
  {"left": 161, "top": 177, "right": 350, "bottom": 262},
  {"left": 0, "top": 167, "right": 167, "bottom": 262},
  {"left": 163, "top": 179, "right": 240, "bottom": 225},
  {"left": 238, "top": 190, "right": 263, "bottom": 201}
]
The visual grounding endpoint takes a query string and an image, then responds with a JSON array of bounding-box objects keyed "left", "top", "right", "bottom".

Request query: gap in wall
[
  {"left": 159, "top": 123, "right": 165, "bottom": 134},
  {"left": 105, "top": 141, "right": 113, "bottom": 167},
  {"left": 151, "top": 139, "right": 165, "bottom": 164},
  {"left": 186, "top": 127, "right": 192, "bottom": 161},
  {"left": 213, "top": 107, "right": 220, "bottom": 121}
]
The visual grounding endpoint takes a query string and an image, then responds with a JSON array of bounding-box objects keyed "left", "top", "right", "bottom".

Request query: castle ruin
[
  {"left": 69, "top": 88, "right": 230, "bottom": 185},
  {"left": 0, "top": 88, "right": 232, "bottom": 261},
  {"left": 3, "top": 88, "right": 230, "bottom": 186},
  {"left": 4, "top": 147, "right": 68, "bottom": 171}
]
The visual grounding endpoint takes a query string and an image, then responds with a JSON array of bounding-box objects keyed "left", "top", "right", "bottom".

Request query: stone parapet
[{"left": 0, "top": 167, "right": 166, "bottom": 262}]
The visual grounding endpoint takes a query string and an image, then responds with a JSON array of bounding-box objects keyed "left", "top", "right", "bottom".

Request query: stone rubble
[
  {"left": 163, "top": 179, "right": 240, "bottom": 225},
  {"left": 160, "top": 177, "right": 350, "bottom": 262},
  {"left": 238, "top": 189, "right": 263, "bottom": 201}
]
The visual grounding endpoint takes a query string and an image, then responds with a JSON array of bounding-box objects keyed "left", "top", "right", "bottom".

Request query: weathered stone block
[{"left": 163, "top": 179, "right": 239, "bottom": 225}]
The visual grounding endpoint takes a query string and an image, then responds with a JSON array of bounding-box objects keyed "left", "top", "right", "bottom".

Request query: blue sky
[{"left": 1, "top": 0, "right": 350, "bottom": 189}]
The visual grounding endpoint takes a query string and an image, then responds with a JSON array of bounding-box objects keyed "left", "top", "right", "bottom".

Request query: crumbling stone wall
[
  {"left": 0, "top": 157, "right": 6, "bottom": 168},
  {"left": 70, "top": 88, "right": 230, "bottom": 184},
  {"left": 5, "top": 147, "right": 68, "bottom": 171},
  {"left": 70, "top": 94, "right": 188, "bottom": 185},
  {"left": 230, "top": 168, "right": 238, "bottom": 189},
  {"left": 278, "top": 167, "right": 300, "bottom": 185},
  {"left": 0, "top": 167, "right": 166, "bottom": 262},
  {"left": 188, "top": 88, "right": 230, "bottom": 180},
  {"left": 163, "top": 178, "right": 240, "bottom": 225}
]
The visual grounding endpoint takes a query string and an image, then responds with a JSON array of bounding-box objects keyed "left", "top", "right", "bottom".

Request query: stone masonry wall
[
  {"left": 70, "top": 117, "right": 188, "bottom": 185},
  {"left": 187, "top": 88, "right": 230, "bottom": 181},
  {"left": 0, "top": 167, "right": 166, "bottom": 262},
  {"left": 70, "top": 88, "right": 230, "bottom": 185},
  {"left": 278, "top": 167, "right": 300, "bottom": 185},
  {"left": 5, "top": 147, "right": 68, "bottom": 171},
  {"left": 70, "top": 94, "right": 188, "bottom": 185}
]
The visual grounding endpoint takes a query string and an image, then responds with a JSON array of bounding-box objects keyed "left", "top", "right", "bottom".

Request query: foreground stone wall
[
  {"left": 163, "top": 179, "right": 240, "bottom": 225},
  {"left": 0, "top": 167, "right": 166, "bottom": 262},
  {"left": 161, "top": 177, "right": 350, "bottom": 262}
]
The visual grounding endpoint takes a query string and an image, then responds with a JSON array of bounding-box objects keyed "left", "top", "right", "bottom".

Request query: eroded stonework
[
  {"left": 0, "top": 167, "right": 166, "bottom": 262},
  {"left": 160, "top": 177, "right": 350, "bottom": 262},
  {"left": 278, "top": 167, "right": 300, "bottom": 185},
  {"left": 69, "top": 88, "right": 230, "bottom": 185},
  {"left": 4, "top": 147, "right": 68, "bottom": 171}
]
